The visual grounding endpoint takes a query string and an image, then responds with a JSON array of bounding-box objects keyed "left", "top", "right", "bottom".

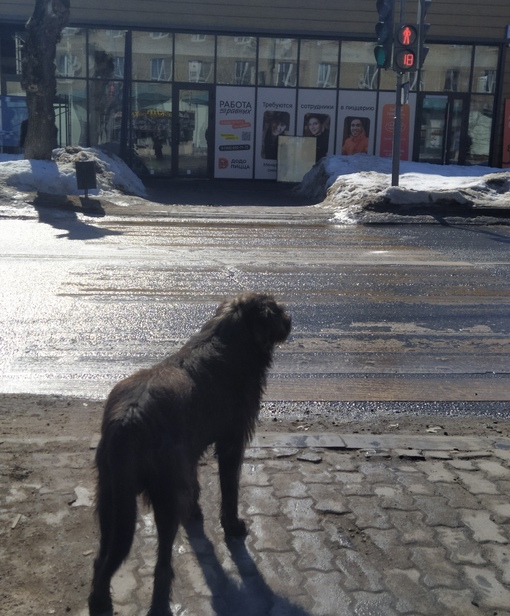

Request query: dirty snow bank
[
  {"left": 299, "top": 154, "right": 510, "bottom": 223},
  {"left": 0, "top": 146, "right": 147, "bottom": 201}
]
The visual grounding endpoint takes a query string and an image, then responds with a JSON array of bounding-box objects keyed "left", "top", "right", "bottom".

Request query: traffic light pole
[
  {"left": 391, "top": 71, "right": 402, "bottom": 186},
  {"left": 391, "top": 0, "right": 405, "bottom": 186}
]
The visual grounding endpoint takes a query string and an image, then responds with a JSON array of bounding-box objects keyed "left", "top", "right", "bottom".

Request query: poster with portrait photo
[
  {"left": 341, "top": 116, "right": 370, "bottom": 156},
  {"left": 255, "top": 88, "right": 295, "bottom": 179},
  {"left": 335, "top": 91, "right": 377, "bottom": 156},
  {"left": 261, "top": 110, "right": 291, "bottom": 161},
  {"left": 297, "top": 89, "right": 336, "bottom": 164},
  {"left": 303, "top": 113, "right": 331, "bottom": 162}
]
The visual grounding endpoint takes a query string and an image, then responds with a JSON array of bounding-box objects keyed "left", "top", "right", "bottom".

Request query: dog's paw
[
  {"left": 88, "top": 595, "right": 113, "bottom": 616},
  {"left": 221, "top": 516, "right": 248, "bottom": 537}
]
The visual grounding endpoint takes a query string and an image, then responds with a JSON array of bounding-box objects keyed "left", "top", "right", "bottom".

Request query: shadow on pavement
[
  {"left": 32, "top": 192, "right": 122, "bottom": 240},
  {"left": 143, "top": 178, "right": 317, "bottom": 208},
  {"left": 184, "top": 518, "right": 312, "bottom": 616}
]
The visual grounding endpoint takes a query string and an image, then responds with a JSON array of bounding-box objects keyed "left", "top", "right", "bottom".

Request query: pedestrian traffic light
[
  {"left": 374, "top": 0, "right": 395, "bottom": 70},
  {"left": 393, "top": 24, "right": 419, "bottom": 72}
]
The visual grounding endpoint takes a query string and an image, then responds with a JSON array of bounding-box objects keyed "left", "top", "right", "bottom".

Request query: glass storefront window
[
  {"left": 421, "top": 44, "right": 471, "bottom": 92},
  {"left": 56, "top": 79, "right": 88, "bottom": 146},
  {"left": 467, "top": 94, "right": 494, "bottom": 165},
  {"left": 132, "top": 32, "right": 173, "bottom": 82},
  {"left": 89, "top": 30, "right": 126, "bottom": 80},
  {"left": 258, "top": 37, "right": 298, "bottom": 87},
  {"left": 89, "top": 79, "right": 124, "bottom": 145},
  {"left": 174, "top": 34, "right": 215, "bottom": 83},
  {"left": 131, "top": 82, "right": 173, "bottom": 176},
  {"left": 472, "top": 46, "right": 498, "bottom": 94},
  {"left": 56, "top": 28, "right": 86, "bottom": 79},
  {"left": 299, "top": 40, "right": 339, "bottom": 88},
  {"left": 216, "top": 36, "right": 257, "bottom": 85},
  {"left": 340, "top": 42, "right": 379, "bottom": 90}
]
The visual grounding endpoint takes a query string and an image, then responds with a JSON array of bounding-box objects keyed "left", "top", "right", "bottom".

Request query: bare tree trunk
[{"left": 21, "top": 0, "right": 70, "bottom": 160}]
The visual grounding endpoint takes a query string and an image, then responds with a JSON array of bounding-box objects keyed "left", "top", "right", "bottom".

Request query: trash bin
[{"left": 75, "top": 160, "right": 97, "bottom": 197}]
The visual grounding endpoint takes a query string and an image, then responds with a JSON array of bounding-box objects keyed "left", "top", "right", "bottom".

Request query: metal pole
[
  {"left": 391, "top": 0, "right": 405, "bottom": 187},
  {"left": 392, "top": 72, "right": 402, "bottom": 186}
]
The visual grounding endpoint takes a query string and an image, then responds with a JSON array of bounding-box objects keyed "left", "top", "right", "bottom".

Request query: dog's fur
[{"left": 88, "top": 292, "right": 291, "bottom": 616}]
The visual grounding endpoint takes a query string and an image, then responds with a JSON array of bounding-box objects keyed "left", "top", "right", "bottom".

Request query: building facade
[{"left": 1, "top": 0, "right": 509, "bottom": 179}]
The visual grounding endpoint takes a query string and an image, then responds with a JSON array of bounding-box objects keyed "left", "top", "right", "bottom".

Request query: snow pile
[
  {"left": 299, "top": 154, "right": 510, "bottom": 222},
  {"left": 0, "top": 146, "right": 147, "bottom": 201}
]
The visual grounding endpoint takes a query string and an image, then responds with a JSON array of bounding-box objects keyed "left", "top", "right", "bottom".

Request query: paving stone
[
  {"left": 417, "top": 460, "right": 457, "bottom": 482},
  {"left": 347, "top": 496, "right": 392, "bottom": 530},
  {"left": 373, "top": 484, "right": 416, "bottom": 510},
  {"left": 321, "top": 519, "right": 355, "bottom": 550},
  {"left": 456, "top": 450, "right": 492, "bottom": 460},
  {"left": 476, "top": 459, "right": 510, "bottom": 478},
  {"left": 460, "top": 509, "right": 509, "bottom": 543},
  {"left": 364, "top": 528, "right": 414, "bottom": 569},
  {"left": 463, "top": 565, "right": 510, "bottom": 609},
  {"left": 456, "top": 470, "right": 500, "bottom": 494},
  {"left": 431, "top": 588, "right": 484, "bottom": 616},
  {"left": 249, "top": 515, "right": 291, "bottom": 552},
  {"left": 483, "top": 544, "right": 510, "bottom": 584},
  {"left": 435, "top": 526, "right": 486, "bottom": 564},
  {"left": 307, "top": 483, "right": 349, "bottom": 515},
  {"left": 412, "top": 495, "right": 462, "bottom": 527},
  {"left": 241, "top": 462, "right": 271, "bottom": 486},
  {"left": 449, "top": 459, "right": 476, "bottom": 470},
  {"left": 335, "top": 548, "right": 385, "bottom": 592},
  {"left": 479, "top": 494, "right": 510, "bottom": 520},
  {"left": 352, "top": 591, "right": 397, "bottom": 616},
  {"left": 383, "top": 568, "right": 442, "bottom": 614},
  {"left": 410, "top": 546, "right": 463, "bottom": 588},
  {"left": 271, "top": 473, "right": 308, "bottom": 499},
  {"left": 424, "top": 450, "right": 453, "bottom": 460},
  {"left": 394, "top": 448, "right": 426, "bottom": 460},
  {"left": 291, "top": 530, "right": 335, "bottom": 572},
  {"left": 387, "top": 510, "right": 436, "bottom": 545},
  {"left": 281, "top": 497, "right": 322, "bottom": 531},
  {"left": 334, "top": 471, "right": 372, "bottom": 496},
  {"left": 392, "top": 469, "right": 435, "bottom": 495},
  {"left": 244, "top": 486, "right": 280, "bottom": 516},
  {"left": 434, "top": 482, "right": 482, "bottom": 509},
  {"left": 110, "top": 564, "right": 139, "bottom": 604},
  {"left": 304, "top": 571, "right": 352, "bottom": 616},
  {"left": 255, "top": 551, "right": 304, "bottom": 595}
]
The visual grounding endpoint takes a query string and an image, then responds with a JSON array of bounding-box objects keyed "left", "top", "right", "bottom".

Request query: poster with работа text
[{"left": 215, "top": 86, "right": 255, "bottom": 178}]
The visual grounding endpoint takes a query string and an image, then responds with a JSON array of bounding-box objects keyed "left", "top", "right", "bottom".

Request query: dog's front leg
[{"left": 217, "top": 439, "right": 248, "bottom": 537}]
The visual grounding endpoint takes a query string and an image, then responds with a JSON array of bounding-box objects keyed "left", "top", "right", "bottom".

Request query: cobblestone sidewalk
[{"left": 73, "top": 432, "right": 510, "bottom": 616}]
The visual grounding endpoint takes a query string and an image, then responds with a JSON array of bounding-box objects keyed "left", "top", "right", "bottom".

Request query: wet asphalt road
[{"left": 1, "top": 182, "right": 510, "bottom": 421}]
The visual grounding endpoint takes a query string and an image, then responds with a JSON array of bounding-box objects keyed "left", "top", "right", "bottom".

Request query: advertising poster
[
  {"left": 503, "top": 99, "right": 510, "bottom": 169},
  {"left": 297, "top": 90, "right": 336, "bottom": 164},
  {"left": 376, "top": 92, "right": 416, "bottom": 160},
  {"left": 255, "top": 88, "right": 296, "bottom": 180},
  {"left": 215, "top": 86, "right": 256, "bottom": 179},
  {"left": 336, "top": 92, "right": 377, "bottom": 157}
]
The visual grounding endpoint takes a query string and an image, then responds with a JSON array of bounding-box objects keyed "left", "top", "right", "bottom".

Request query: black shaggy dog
[{"left": 88, "top": 292, "right": 291, "bottom": 616}]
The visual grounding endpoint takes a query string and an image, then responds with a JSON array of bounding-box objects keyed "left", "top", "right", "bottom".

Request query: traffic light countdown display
[{"left": 393, "top": 24, "right": 418, "bottom": 72}]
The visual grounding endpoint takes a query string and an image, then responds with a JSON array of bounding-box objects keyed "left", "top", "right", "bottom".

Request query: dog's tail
[{"left": 93, "top": 405, "right": 142, "bottom": 575}]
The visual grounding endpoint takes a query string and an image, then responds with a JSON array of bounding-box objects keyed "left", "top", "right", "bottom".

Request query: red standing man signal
[{"left": 393, "top": 24, "right": 418, "bottom": 72}]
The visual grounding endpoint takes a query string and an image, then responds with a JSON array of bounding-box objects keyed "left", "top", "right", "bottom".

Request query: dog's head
[{"left": 215, "top": 292, "right": 291, "bottom": 350}]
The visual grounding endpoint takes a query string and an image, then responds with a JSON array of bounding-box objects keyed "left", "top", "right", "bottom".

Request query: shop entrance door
[
  {"left": 416, "top": 94, "right": 470, "bottom": 165},
  {"left": 173, "top": 86, "right": 213, "bottom": 177}
]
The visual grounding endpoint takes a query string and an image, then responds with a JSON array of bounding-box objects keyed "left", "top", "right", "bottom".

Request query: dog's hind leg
[
  {"left": 217, "top": 438, "right": 248, "bottom": 537},
  {"left": 147, "top": 490, "right": 180, "bottom": 616},
  {"left": 88, "top": 469, "right": 138, "bottom": 615}
]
